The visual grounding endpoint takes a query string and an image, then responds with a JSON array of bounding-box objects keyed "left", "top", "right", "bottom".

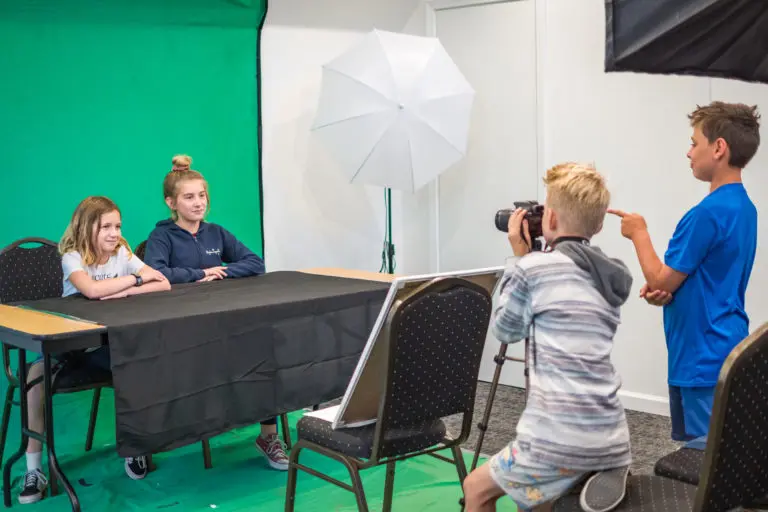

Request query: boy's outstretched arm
[{"left": 608, "top": 209, "right": 688, "bottom": 294}]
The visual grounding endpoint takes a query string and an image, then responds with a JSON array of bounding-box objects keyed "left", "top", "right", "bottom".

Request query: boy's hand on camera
[
  {"left": 607, "top": 209, "right": 648, "bottom": 240},
  {"left": 507, "top": 208, "right": 532, "bottom": 257},
  {"left": 640, "top": 283, "right": 672, "bottom": 306}
]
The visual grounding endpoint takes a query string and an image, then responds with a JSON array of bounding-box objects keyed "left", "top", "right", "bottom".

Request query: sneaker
[
  {"left": 18, "top": 469, "right": 48, "bottom": 505},
  {"left": 255, "top": 434, "right": 289, "bottom": 471},
  {"left": 124, "top": 456, "right": 148, "bottom": 480},
  {"left": 580, "top": 465, "right": 630, "bottom": 512}
]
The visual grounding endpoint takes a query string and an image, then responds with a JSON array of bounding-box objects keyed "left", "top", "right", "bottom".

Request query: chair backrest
[
  {"left": 134, "top": 240, "right": 147, "bottom": 261},
  {"left": 371, "top": 277, "right": 492, "bottom": 458},
  {"left": 695, "top": 321, "right": 768, "bottom": 512},
  {"left": 0, "top": 238, "right": 63, "bottom": 304}
]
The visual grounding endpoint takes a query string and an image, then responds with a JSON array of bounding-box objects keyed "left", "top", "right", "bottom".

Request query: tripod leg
[{"left": 470, "top": 343, "right": 508, "bottom": 472}]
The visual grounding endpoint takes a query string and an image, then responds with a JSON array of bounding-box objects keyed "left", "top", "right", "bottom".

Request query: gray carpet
[
  {"left": 319, "top": 381, "right": 680, "bottom": 475},
  {"left": 444, "top": 382, "right": 681, "bottom": 475}
]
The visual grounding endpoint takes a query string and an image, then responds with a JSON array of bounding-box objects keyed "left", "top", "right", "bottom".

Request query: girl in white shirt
[{"left": 20, "top": 196, "right": 170, "bottom": 505}]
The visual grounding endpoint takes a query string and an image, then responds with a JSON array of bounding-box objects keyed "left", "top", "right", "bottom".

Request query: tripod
[
  {"left": 468, "top": 238, "right": 542, "bottom": 470},
  {"left": 469, "top": 338, "right": 530, "bottom": 473},
  {"left": 458, "top": 339, "right": 530, "bottom": 511}
]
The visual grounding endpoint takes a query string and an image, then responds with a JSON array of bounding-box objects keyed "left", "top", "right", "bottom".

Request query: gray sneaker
[
  {"left": 124, "top": 456, "right": 148, "bottom": 480},
  {"left": 579, "top": 465, "right": 630, "bottom": 512}
]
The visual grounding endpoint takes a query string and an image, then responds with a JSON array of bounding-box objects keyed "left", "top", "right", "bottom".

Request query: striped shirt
[{"left": 492, "top": 249, "right": 632, "bottom": 470}]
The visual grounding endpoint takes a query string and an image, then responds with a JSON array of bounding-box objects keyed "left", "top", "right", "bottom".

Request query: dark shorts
[
  {"left": 31, "top": 346, "right": 112, "bottom": 373},
  {"left": 669, "top": 385, "right": 715, "bottom": 442},
  {"left": 31, "top": 348, "right": 281, "bottom": 427}
]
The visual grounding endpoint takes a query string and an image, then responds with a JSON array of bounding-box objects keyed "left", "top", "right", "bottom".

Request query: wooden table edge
[
  {"left": 0, "top": 268, "right": 394, "bottom": 338},
  {"left": 0, "top": 304, "right": 106, "bottom": 339},
  {"left": 299, "top": 267, "right": 398, "bottom": 283}
]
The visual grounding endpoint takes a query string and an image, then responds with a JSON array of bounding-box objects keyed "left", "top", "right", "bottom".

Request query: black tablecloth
[{"left": 19, "top": 271, "right": 389, "bottom": 457}]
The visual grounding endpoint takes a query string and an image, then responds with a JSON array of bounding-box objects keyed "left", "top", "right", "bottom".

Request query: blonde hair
[
  {"left": 59, "top": 196, "right": 131, "bottom": 266},
  {"left": 163, "top": 169, "right": 210, "bottom": 221},
  {"left": 543, "top": 162, "right": 610, "bottom": 237},
  {"left": 171, "top": 154, "right": 192, "bottom": 171}
]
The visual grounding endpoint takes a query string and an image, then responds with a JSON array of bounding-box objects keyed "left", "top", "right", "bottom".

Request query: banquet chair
[
  {"left": 285, "top": 277, "right": 493, "bottom": 512},
  {"left": 0, "top": 237, "right": 110, "bottom": 496},
  {"left": 553, "top": 322, "right": 768, "bottom": 511},
  {"left": 133, "top": 240, "right": 147, "bottom": 261}
]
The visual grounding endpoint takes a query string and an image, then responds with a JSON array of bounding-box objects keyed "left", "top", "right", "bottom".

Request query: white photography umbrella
[{"left": 311, "top": 29, "right": 475, "bottom": 193}]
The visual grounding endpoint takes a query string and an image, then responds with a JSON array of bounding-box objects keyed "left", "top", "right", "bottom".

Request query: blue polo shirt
[{"left": 663, "top": 183, "right": 757, "bottom": 387}]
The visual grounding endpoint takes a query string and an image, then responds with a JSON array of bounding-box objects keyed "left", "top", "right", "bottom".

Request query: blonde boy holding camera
[{"left": 463, "top": 163, "right": 632, "bottom": 512}]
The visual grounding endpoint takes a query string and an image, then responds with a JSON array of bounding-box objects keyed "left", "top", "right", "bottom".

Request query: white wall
[
  {"left": 423, "top": 0, "right": 768, "bottom": 415},
  {"left": 262, "top": 0, "right": 768, "bottom": 415},
  {"left": 543, "top": 0, "right": 768, "bottom": 413},
  {"left": 261, "top": 0, "right": 425, "bottom": 274}
]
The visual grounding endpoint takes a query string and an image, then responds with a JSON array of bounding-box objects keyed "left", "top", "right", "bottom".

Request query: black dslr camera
[{"left": 495, "top": 201, "right": 544, "bottom": 251}]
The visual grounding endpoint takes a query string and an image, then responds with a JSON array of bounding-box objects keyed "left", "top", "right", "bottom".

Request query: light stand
[{"left": 381, "top": 187, "right": 395, "bottom": 274}]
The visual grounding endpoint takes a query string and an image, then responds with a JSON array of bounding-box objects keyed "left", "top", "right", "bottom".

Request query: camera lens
[{"left": 495, "top": 209, "right": 514, "bottom": 232}]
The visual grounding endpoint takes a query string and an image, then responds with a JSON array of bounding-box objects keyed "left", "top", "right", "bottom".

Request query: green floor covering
[{"left": 1, "top": 389, "right": 516, "bottom": 511}]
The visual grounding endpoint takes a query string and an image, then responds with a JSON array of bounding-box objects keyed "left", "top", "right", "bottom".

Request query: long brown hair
[
  {"left": 59, "top": 196, "right": 131, "bottom": 265},
  {"left": 163, "top": 169, "right": 211, "bottom": 221}
]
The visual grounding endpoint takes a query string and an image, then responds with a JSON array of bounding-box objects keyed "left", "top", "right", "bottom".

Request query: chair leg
[
  {"left": 286, "top": 440, "right": 370, "bottom": 512},
  {"left": 382, "top": 461, "right": 396, "bottom": 512},
  {"left": 284, "top": 443, "right": 303, "bottom": 512},
  {"left": 202, "top": 439, "right": 212, "bottom": 469},
  {"left": 451, "top": 445, "right": 469, "bottom": 512},
  {"left": 84, "top": 388, "right": 101, "bottom": 452},
  {"left": 451, "top": 445, "right": 469, "bottom": 485},
  {"left": 280, "top": 414, "right": 292, "bottom": 450},
  {"left": 343, "top": 458, "right": 369, "bottom": 512},
  {"left": 0, "top": 383, "right": 16, "bottom": 465}
]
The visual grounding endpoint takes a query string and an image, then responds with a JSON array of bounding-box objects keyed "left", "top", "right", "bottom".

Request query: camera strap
[
  {"left": 551, "top": 236, "right": 590, "bottom": 247},
  {"left": 545, "top": 236, "right": 590, "bottom": 251}
]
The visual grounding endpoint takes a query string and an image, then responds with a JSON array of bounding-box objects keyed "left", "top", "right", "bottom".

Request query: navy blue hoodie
[{"left": 144, "top": 220, "right": 265, "bottom": 284}]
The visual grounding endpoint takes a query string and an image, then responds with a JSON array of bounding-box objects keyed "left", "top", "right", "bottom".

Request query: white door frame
[{"left": 423, "top": 0, "right": 546, "bottom": 272}]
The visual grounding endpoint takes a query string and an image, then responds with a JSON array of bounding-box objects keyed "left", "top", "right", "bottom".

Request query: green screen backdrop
[{"left": 0, "top": 0, "right": 266, "bottom": 256}]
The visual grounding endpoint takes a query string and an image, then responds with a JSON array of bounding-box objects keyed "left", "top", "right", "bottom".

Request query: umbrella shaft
[{"left": 385, "top": 188, "right": 395, "bottom": 274}]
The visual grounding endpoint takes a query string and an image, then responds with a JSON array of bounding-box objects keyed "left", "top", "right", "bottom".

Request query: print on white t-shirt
[{"left": 61, "top": 246, "right": 145, "bottom": 297}]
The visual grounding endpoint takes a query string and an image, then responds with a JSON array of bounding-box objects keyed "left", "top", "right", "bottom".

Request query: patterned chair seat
[
  {"left": 654, "top": 448, "right": 704, "bottom": 486},
  {"left": 297, "top": 416, "right": 446, "bottom": 459}
]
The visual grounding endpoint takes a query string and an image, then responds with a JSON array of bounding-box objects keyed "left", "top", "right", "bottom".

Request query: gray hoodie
[{"left": 555, "top": 241, "right": 633, "bottom": 308}]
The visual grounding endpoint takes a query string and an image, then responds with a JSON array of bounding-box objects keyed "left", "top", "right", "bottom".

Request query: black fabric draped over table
[{"left": 17, "top": 271, "right": 389, "bottom": 457}]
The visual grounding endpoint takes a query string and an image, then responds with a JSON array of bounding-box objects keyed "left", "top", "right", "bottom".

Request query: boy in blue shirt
[{"left": 609, "top": 101, "right": 761, "bottom": 443}]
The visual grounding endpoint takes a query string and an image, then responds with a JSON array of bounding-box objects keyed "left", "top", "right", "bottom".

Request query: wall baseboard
[
  {"left": 617, "top": 389, "right": 669, "bottom": 417},
  {"left": 478, "top": 376, "right": 671, "bottom": 417}
]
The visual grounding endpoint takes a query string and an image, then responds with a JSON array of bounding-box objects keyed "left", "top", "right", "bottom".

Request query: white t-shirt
[{"left": 61, "top": 246, "right": 145, "bottom": 297}]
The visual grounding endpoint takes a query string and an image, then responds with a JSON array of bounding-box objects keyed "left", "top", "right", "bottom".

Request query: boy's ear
[
  {"left": 714, "top": 137, "right": 729, "bottom": 161},
  {"left": 548, "top": 208, "right": 558, "bottom": 231}
]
